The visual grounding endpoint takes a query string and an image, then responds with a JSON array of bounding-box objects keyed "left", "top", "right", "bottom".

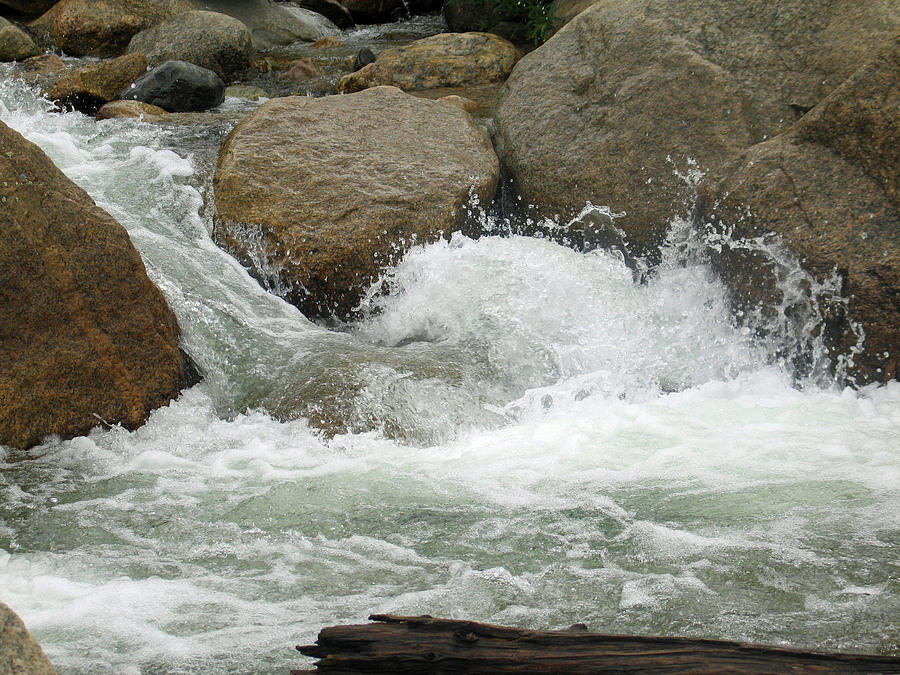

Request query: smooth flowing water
[{"left": 1, "top": 67, "right": 898, "bottom": 674}]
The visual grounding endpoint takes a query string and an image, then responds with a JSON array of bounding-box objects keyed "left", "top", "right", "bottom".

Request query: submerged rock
[
  {"left": 29, "top": 0, "right": 192, "bottom": 57},
  {"left": 338, "top": 32, "right": 521, "bottom": 93},
  {"left": 10, "top": 53, "right": 65, "bottom": 85},
  {"left": 280, "top": 57, "right": 322, "bottom": 81},
  {"left": 127, "top": 10, "right": 253, "bottom": 83},
  {"left": 0, "top": 121, "right": 188, "bottom": 450},
  {"left": 214, "top": 86, "right": 499, "bottom": 319},
  {"left": 0, "top": 17, "right": 41, "bottom": 62},
  {"left": 495, "top": 0, "right": 900, "bottom": 258},
  {"left": 695, "top": 35, "right": 900, "bottom": 384},
  {"left": 120, "top": 59, "right": 225, "bottom": 112},
  {"left": 188, "top": 0, "right": 338, "bottom": 50},
  {"left": 44, "top": 52, "right": 148, "bottom": 114},
  {"left": 224, "top": 84, "right": 269, "bottom": 101},
  {"left": 0, "top": 602, "right": 56, "bottom": 674},
  {"left": 437, "top": 94, "right": 480, "bottom": 114},
  {"left": 96, "top": 99, "right": 171, "bottom": 121}
]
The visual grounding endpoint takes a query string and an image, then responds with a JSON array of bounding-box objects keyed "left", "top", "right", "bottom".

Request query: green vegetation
[{"left": 491, "top": 0, "right": 556, "bottom": 44}]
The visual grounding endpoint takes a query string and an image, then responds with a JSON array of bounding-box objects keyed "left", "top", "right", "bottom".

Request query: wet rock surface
[
  {"left": 96, "top": 99, "right": 171, "bottom": 121},
  {"left": 0, "top": 121, "right": 188, "bottom": 450},
  {"left": 120, "top": 59, "right": 225, "bottom": 112},
  {"left": 0, "top": 602, "right": 57, "bottom": 675},
  {"left": 495, "top": 0, "right": 900, "bottom": 257},
  {"left": 213, "top": 85, "right": 499, "bottom": 319},
  {"left": 695, "top": 34, "right": 900, "bottom": 384},
  {"left": 44, "top": 52, "right": 148, "bottom": 113}
]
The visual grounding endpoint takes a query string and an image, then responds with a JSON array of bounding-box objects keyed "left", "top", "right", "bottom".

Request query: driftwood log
[{"left": 294, "top": 614, "right": 900, "bottom": 674}]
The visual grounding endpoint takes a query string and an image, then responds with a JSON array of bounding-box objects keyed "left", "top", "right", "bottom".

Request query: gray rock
[
  {"left": 120, "top": 59, "right": 225, "bottom": 112},
  {"left": 352, "top": 47, "right": 375, "bottom": 71},
  {"left": 495, "top": 0, "right": 900, "bottom": 258},
  {"left": 128, "top": 10, "right": 254, "bottom": 82},
  {"left": 695, "top": 34, "right": 900, "bottom": 385},
  {"left": 294, "top": 0, "right": 353, "bottom": 29},
  {"left": 188, "top": 0, "right": 338, "bottom": 50}
]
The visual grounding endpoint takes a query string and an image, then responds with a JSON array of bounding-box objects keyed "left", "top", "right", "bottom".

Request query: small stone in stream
[
  {"left": 96, "top": 100, "right": 170, "bottom": 121},
  {"left": 224, "top": 84, "right": 269, "bottom": 101},
  {"left": 281, "top": 58, "right": 322, "bottom": 82},
  {"left": 311, "top": 35, "right": 345, "bottom": 48},
  {"left": 437, "top": 94, "right": 480, "bottom": 114},
  {"left": 352, "top": 47, "right": 375, "bottom": 72}
]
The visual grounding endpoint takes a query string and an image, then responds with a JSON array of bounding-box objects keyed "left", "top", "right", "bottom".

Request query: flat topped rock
[{"left": 213, "top": 86, "right": 499, "bottom": 319}]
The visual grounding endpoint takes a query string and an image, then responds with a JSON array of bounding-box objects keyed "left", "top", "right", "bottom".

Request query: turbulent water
[{"left": 1, "top": 64, "right": 898, "bottom": 674}]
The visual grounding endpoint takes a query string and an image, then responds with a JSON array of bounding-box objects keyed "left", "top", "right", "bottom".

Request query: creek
[{"left": 0, "top": 21, "right": 898, "bottom": 673}]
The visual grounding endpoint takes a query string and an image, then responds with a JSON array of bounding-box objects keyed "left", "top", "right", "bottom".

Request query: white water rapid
[{"left": 1, "top": 70, "right": 898, "bottom": 673}]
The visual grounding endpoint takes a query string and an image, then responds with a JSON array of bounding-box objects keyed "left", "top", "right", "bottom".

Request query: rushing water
[{"left": 1, "top": 67, "right": 899, "bottom": 674}]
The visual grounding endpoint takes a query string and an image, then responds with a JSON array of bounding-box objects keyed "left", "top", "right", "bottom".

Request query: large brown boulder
[
  {"left": 214, "top": 86, "right": 499, "bottom": 319},
  {"left": 0, "top": 17, "right": 41, "bottom": 62},
  {"left": 0, "top": 121, "right": 189, "bottom": 450},
  {"left": 0, "top": 602, "right": 56, "bottom": 675},
  {"left": 338, "top": 32, "right": 521, "bottom": 94},
  {"left": 695, "top": 34, "right": 900, "bottom": 385},
  {"left": 29, "top": 0, "right": 192, "bottom": 57},
  {"left": 127, "top": 10, "right": 253, "bottom": 83},
  {"left": 495, "top": 0, "right": 900, "bottom": 257},
  {"left": 44, "top": 52, "right": 148, "bottom": 113}
]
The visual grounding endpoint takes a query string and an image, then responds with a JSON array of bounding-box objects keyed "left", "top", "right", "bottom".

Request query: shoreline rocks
[
  {"left": 213, "top": 86, "right": 499, "bottom": 319},
  {"left": 0, "top": 121, "right": 189, "bottom": 450}
]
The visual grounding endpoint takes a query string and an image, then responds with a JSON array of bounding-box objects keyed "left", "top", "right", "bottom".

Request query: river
[{"left": 0, "top": 42, "right": 898, "bottom": 674}]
